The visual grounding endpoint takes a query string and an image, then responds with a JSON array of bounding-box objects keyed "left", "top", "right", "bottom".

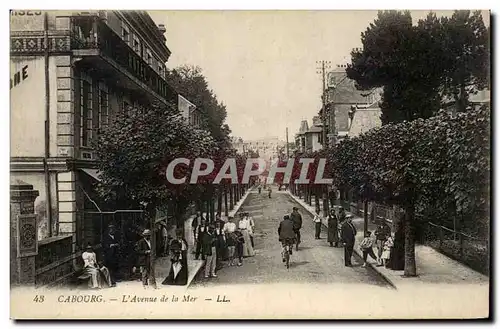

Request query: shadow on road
[{"left": 289, "top": 261, "right": 310, "bottom": 268}]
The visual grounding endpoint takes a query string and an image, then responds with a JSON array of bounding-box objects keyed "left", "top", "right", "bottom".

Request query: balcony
[{"left": 70, "top": 16, "right": 177, "bottom": 107}]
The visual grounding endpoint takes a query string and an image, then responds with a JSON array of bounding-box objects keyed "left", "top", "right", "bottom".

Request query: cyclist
[
  {"left": 278, "top": 215, "right": 296, "bottom": 262},
  {"left": 290, "top": 207, "right": 303, "bottom": 251}
]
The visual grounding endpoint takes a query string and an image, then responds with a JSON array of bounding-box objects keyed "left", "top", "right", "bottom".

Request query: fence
[{"left": 425, "top": 222, "right": 489, "bottom": 275}]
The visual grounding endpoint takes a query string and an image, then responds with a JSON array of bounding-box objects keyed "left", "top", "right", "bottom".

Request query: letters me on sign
[{"left": 11, "top": 66, "right": 28, "bottom": 90}]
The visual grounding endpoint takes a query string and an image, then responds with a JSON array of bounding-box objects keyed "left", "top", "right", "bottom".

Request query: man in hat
[
  {"left": 340, "top": 215, "right": 357, "bottom": 267},
  {"left": 102, "top": 224, "right": 119, "bottom": 286},
  {"left": 290, "top": 207, "right": 303, "bottom": 251},
  {"left": 135, "top": 229, "right": 157, "bottom": 289},
  {"left": 202, "top": 224, "right": 218, "bottom": 278}
]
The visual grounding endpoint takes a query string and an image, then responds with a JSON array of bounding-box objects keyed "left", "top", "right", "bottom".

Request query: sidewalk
[{"left": 287, "top": 191, "right": 489, "bottom": 291}]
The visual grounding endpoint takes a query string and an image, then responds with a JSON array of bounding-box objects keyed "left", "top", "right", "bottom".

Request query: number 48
[{"left": 33, "top": 295, "right": 45, "bottom": 303}]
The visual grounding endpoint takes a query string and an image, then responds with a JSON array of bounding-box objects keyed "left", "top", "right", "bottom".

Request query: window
[
  {"left": 158, "top": 64, "right": 164, "bottom": 78},
  {"left": 133, "top": 35, "right": 141, "bottom": 55},
  {"left": 122, "top": 25, "right": 130, "bottom": 44},
  {"left": 80, "top": 80, "right": 92, "bottom": 147},
  {"left": 146, "top": 48, "right": 152, "bottom": 66}
]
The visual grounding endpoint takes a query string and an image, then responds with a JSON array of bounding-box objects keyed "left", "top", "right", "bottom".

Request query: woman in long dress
[
  {"left": 162, "top": 229, "right": 188, "bottom": 286},
  {"left": 238, "top": 215, "right": 255, "bottom": 257},
  {"left": 79, "top": 244, "right": 111, "bottom": 289},
  {"left": 327, "top": 209, "right": 340, "bottom": 247}
]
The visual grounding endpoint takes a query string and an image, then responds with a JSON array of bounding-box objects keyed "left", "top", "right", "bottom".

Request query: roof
[
  {"left": 305, "top": 126, "right": 323, "bottom": 133},
  {"left": 326, "top": 72, "right": 380, "bottom": 104},
  {"left": 348, "top": 108, "right": 382, "bottom": 137}
]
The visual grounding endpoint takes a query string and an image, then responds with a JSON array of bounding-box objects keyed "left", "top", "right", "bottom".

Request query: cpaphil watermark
[{"left": 165, "top": 158, "right": 332, "bottom": 185}]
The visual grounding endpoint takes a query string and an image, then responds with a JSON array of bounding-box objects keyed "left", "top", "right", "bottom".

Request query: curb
[{"left": 286, "top": 191, "right": 397, "bottom": 290}]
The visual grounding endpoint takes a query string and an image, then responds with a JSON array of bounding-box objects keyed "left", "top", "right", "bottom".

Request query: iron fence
[{"left": 425, "top": 222, "right": 489, "bottom": 275}]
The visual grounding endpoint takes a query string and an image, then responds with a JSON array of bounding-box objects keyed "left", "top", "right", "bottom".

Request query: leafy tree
[
  {"left": 166, "top": 65, "right": 232, "bottom": 149},
  {"left": 440, "top": 11, "right": 490, "bottom": 112}
]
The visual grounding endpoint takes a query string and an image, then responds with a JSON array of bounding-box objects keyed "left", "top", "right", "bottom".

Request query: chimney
[{"left": 158, "top": 24, "right": 166, "bottom": 35}]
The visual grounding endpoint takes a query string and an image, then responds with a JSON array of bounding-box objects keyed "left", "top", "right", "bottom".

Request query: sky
[{"left": 148, "top": 10, "right": 489, "bottom": 141}]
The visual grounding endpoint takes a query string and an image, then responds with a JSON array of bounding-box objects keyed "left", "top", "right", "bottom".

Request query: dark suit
[
  {"left": 341, "top": 221, "right": 357, "bottom": 266},
  {"left": 102, "top": 233, "right": 119, "bottom": 284},
  {"left": 202, "top": 231, "right": 217, "bottom": 277},
  {"left": 195, "top": 226, "right": 207, "bottom": 260},
  {"left": 135, "top": 238, "right": 156, "bottom": 286}
]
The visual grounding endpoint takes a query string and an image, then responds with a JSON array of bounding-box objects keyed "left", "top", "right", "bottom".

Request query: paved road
[{"left": 193, "top": 187, "right": 390, "bottom": 287}]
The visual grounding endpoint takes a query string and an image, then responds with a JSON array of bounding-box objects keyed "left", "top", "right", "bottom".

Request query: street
[{"left": 193, "top": 188, "right": 390, "bottom": 288}]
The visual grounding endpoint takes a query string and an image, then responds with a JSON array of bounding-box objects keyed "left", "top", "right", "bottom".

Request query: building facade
[
  {"left": 10, "top": 10, "right": 178, "bottom": 285},
  {"left": 325, "top": 61, "right": 382, "bottom": 145},
  {"left": 178, "top": 94, "right": 202, "bottom": 127},
  {"left": 294, "top": 116, "right": 324, "bottom": 153}
]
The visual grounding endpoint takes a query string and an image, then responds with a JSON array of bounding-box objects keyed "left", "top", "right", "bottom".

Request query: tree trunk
[
  {"left": 322, "top": 185, "right": 329, "bottom": 217},
  {"left": 404, "top": 204, "right": 417, "bottom": 277},
  {"left": 363, "top": 200, "right": 368, "bottom": 236},
  {"left": 229, "top": 185, "right": 234, "bottom": 210},
  {"left": 391, "top": 207, "right": 405, "bottom": 270},
  {"left": 217, "top": 186, "right": 223, "bottom": 216}
]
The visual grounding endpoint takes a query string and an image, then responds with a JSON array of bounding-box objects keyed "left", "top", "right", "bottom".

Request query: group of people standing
[{"left": 192, "top": 211, "right": 256, "bottom": 279}]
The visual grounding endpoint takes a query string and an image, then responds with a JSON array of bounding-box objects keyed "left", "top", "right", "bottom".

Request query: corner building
[{"left": 10, "top": 10, "right": 178, "bottom": 286}]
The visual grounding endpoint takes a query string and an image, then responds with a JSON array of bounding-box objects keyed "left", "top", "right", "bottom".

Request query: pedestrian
[
  {"left": 258, "top": 185, "right": 262, "bottom": 194},
  {"left": 223, "top": 216, "right": 237, "bottom": 266},
  {"left": 78, "top": 243, "right": 112, "bottom": 289},
  {"left": 135, "top": 229, "right": 157, "bottom": 289},
  {"left": 233, "top": 230, "right": 245, "bottom": 266},
  {"left": 374, "top": 220, "right": 392, "bottom": 266},
  {"left": 162, "top": 229, "right": 188, "bottom": 286},
  {"left": 313, "top": 210, "right": 322, "bottom": 239},
  {"left": 214, "top": 221, "right": 226, "bottom": 271},
  {"left": 195, "top": 219, "right": 207, "bottom": 260},
  {"left": 327, "top": 209, "right": 340, "bottom": 247},
  {"left": 359, "top": 231, "right": 377, "bottom": 267},
  {"left": 268, "top": 186, "right": 272, "bottom": 198},
  {"left": 191, "top": 211, "right": 205, "bottom": 251},
  {"left": 102, "top": 224, "right": 119, "bottom": 287},
  {"left": 290, "top": 207, "right": 303, "bottom": 250},
  {"left": 202, "top": 225, "right": 217, "bottom": 278},
  {"left": 381, "top": 233, "right": 394, "bottom": 268},
  {"left": 340, "top": 215, "right": 357, "bottom": 267},
  {"left": 238, "top": 214, "right": 255, "bottom": 257},
  {"left": 338, "top": 207, "right": 346, "bottom": 224}
]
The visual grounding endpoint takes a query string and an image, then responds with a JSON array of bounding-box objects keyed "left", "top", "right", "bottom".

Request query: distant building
[
  {"left": 347, "top": 102, "right": 382, "bottom": 138},
  {"left": 232, "top": 136, "right": 285, "bottom": 161},
  {"left": 178, "top": 95, "right": 202, "bottom": 127},
  {"left": 325, "top": 59, "right": 382, "bottom": 145}
]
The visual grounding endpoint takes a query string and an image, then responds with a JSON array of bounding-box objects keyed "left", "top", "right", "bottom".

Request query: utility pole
[
  {"left": 316, "top": 61, "right": 331, "bottom": 149},
  {"left": 316, "top": 61, "right": 331, "bottom": 218},
  {"left": 286, "top": 127, "right": 289, "bottom": 158}
]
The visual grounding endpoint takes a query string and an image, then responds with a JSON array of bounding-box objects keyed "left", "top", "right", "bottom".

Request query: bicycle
[{"left": 281, "top": 239, "right": 294, "bottom": 269}]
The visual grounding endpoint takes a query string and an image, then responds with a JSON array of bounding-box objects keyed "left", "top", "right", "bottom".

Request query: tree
[
  {"left": 166, "top": 65, "right": 232, "bottom": 149},
  {"left": 95, "top": 104, "right": 216, "bottom": 230},
  {"left": 440, "top": 11, "right": 490, "bottom": 112},
  {"left": 347, "top": 10, "right": 489, "bottom": 123}
]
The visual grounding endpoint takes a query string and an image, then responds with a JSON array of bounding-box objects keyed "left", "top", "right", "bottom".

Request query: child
[
  {"left": 359, "top": 231, "right": 377, "bottom": 267},
  {"left": 381, "top": 234, "right": 394, "bottom": 267}
]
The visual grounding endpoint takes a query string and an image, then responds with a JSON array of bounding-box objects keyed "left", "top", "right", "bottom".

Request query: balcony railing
[{"left": 70, "top": 16, "right": 177, "bottom": 105}]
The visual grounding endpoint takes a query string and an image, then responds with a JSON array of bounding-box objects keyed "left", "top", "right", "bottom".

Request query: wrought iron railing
[{"left": 70, "top": 16, "right": 177, "bottom": 104}]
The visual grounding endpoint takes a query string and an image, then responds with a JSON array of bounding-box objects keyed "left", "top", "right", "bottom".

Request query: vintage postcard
[{"left": 9, "top": 9, "right": 490, "bottom": 319}]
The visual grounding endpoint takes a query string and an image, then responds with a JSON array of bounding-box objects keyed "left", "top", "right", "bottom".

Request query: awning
[{"left": 80, "top": 168, "right": 102, "bottom": 182}]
